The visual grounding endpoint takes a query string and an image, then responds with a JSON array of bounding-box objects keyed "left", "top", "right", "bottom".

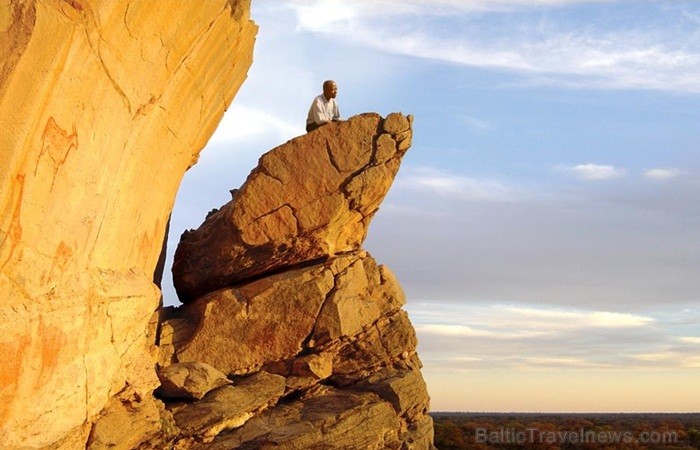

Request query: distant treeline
[{"left": 431, "top": 412, "right": 700, "bottom": 449}]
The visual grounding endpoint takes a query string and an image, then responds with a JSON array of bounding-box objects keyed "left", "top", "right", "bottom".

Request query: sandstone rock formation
[
  {"left": 163, "top": 114, "right": 435, "bottom": 449},
  {"left": 173, "top": 112, "right": 413, "bottom": 302},
  {"left": 0, "top": 1, "right": 257, "bottom": 448},
  {"left": 157, "top": 362, "right": 232, "bottom": 401}
]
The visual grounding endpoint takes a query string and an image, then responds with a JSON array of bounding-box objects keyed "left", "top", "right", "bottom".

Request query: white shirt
[{"left": 306, "top": 94, "right": 340, "bottom": 125}]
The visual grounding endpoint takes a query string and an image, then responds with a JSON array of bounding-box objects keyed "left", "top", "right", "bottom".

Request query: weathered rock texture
[
  {"left": 173, "top": 112, "right": 413, "bottom": 302},
  {"left": 165, "top": 114, "right": 435, "bottom": 448},
  {"left": 157, "top": 362, "right": 232, "bottom": 400},
  {"left": 0, "top": 1, "right": 257, "bottom": 448}
]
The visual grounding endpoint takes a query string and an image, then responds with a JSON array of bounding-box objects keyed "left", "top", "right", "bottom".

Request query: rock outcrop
[
  {"left": 164, "top": 114, "right": 435, "bottom": 448},
  {"left": 173, "top": 112, "right": 413, "bottom": 302},
  {"left": 0, "top": 1, "right": 257, "bottom": 448}
]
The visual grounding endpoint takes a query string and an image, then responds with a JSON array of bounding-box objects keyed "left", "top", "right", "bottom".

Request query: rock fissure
[
  {"left": 122, "top": 1, "right": 134, "bottom": 39},
  {"left": 257, "top": 164, "right": 286, "bottom": 186},
  {"left": 324, "top": 141, "right": 343, "bottom": 175},
  {"left": 299, "top": 268, "right": 341, "bottom": 353},
  {"left": 95, "top": 37, "right": 133, "bottom": 114},
  {"left": 249, "top": 202, "right": 294, "bottom": 226}
]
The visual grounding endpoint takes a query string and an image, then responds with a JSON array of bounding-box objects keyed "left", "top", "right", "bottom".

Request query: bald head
[{"left": 323, "top": 80, "right": 337, "bottom": 100}]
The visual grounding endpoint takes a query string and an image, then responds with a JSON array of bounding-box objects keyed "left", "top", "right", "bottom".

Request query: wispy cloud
[
  {"left": 396, "top": 166, "right": 522, "bottom": 202},
  {"left": 678, "top": 336, "right": 700, "bottom": 345},
  {"left": 407, "top": 302, "right": 682, "bottom": 371},
  {"left": 631, "top": 351, "right": 677, "bottom": 362},
  {"left": 410, "top": 303, "right": 656, "bottom": 344},
  {"left": 292, "top": 2, "right": 357, "bottom": 31},
  {"left": 463, "top": 115, "right": 494, "bottom": 134},
  {"left": 503, "top": 306, "right": 654, "bottom": 329},
  {"left": 644, "top": 168, "right": 684, "bottom": 181},
  {"left": 290, "top": 0, "right": 615, "bottom": 21},
  {"left": 418, "top": 323, "right": 550, "bottom": 339},
  {"left": 558, "top": 163, "right": 627, "bottom": 180},
  {"left": 516, "top": 356, "right": 606, "bottom": 369},
  {"left": 630, "top": 348, "right": 700, "bottom": 369},
  {"left": 290, "top": 1, "right": 700, "bottom": 93},
  {"left": 209, "top": 104, "right": 302, "bottom": 144}
]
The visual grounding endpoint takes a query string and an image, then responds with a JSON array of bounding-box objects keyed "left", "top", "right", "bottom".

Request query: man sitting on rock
[{"left": 306, "top": 80, "right": 341, "bottom": 133}]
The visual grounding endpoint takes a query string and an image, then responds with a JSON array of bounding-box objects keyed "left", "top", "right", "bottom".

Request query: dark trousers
[{"left": 306, "top": 122, "right": 322, "bottom": 133}]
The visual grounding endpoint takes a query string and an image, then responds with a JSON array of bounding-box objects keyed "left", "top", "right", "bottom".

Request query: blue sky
[{"left": 163, "top": 0, "right": 700, "bottom": 412}]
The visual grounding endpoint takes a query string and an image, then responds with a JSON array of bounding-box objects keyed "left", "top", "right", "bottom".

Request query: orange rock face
[
  {"left": 0, "top": 0, "right": 257, "bottom": 447},
  {"left": 163, "top": 112, "right": 434, "bottom": 449},
  {"left": 173, "top": 112, "right": 413, "bottom": 302}
]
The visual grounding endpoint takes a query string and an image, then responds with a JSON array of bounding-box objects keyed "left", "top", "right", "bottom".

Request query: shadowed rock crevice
[{"left": 160, "top": 113, "right": 435, "bottom": 449}]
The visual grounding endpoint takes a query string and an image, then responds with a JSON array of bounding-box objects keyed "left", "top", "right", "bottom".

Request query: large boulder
[
  {"left": 157, "top": 362, "right": 232, "bottom": 401},
  {"left": 169, "top": 252, "right": 406, "bottom": 377},
  {"left": 190, "top": 388, "right": 403, "bottom": 450},
  {"left": 173, "top": 113, "right": 413, "bottom": 302},
  {"left": 171, "top": 371, "right": 286, "bottom": 443}
]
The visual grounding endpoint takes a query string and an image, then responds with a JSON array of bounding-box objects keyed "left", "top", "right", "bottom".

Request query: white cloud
[
  {"left": 290, "top": 1, "right": 700, "bottom": 93},
  {"left": 501, "top": 306, "right": 654, "bottom": 329},
  {"left": 588, "top": 311, "right": 653, "bottom": 328},
  {"left": 516, "top": 356, "right": 604, "bottom": 369},
  {"left": 560, "top": 163, "right": 628, "bottom": 180},
  {"left": 292, "top": 2, "right": 357, "bottom": 32},
  {"left": 644, "top": 168, "right": 684, "bottom": 181},
  {"left": 452, "top": 356, "right": 484, "bottom": 363},
  {"left": 417, "top": 323, "right": 550, "bottom": 339},
  {"left": 678, "top": 336, "right": 700, "bottom": 345},
  {"left": 396, "top": 167, "right": 521, "bottom": 202},
  {"left": 411, "top": 303, "right": 654, "bottom": 335},
  {"left": 209, "top": 104, "right": 302, "bottom": 144},
  {"left": 630, "top": 351, "right": 677, "bottom": 362},
  {"left": 407, "top": 302, "right": 676, "bottom": 371},
  {"left": 463, "top": 116, "right": 494, "bottom": 134},
  {"left": 629, "top": 349, "right": 700, "bottom": 370},
  {"left": 290, "top": 0, "right": 613, "bottom": 20}
]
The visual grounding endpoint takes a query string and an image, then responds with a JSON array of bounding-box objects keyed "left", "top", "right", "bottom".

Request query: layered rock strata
[
  {"left": 0, "top": 1, "right": 257, "bottom": 448},
  {"left": 164, "top": 114, "right": 435, "bottom": 449}
]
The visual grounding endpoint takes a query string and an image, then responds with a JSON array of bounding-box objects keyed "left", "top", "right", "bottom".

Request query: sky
[{"left": 162, "top": 0, "right": 700, "bottom": 413}]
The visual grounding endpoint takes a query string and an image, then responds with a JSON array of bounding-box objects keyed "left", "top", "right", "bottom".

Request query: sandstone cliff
[
  {"left": 0, "top": 1, "right": 257, "bottom": 448},
  {"left": 162, "top": 113, "right": 434, "bottom": 449}
]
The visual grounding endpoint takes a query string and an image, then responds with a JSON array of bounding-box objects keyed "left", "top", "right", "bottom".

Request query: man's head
[{"left": 323, "top": 80, "right": 337, "bottom": 100}]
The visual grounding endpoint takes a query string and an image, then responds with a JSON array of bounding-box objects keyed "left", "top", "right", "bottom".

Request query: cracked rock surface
[
  {"left": 173, "top": 113, "right": 413, "bottom": 303},
  {"left": 163, "top": 113, "right": 435, "bottom": 449}
]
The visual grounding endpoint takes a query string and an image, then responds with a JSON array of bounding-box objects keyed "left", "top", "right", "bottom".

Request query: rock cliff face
[
  {"left": 163, "top": 114, "right": 435, "bottom": 449},
  {"left": 0, "top": 1, "right": 256, "bottom": 448}
]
